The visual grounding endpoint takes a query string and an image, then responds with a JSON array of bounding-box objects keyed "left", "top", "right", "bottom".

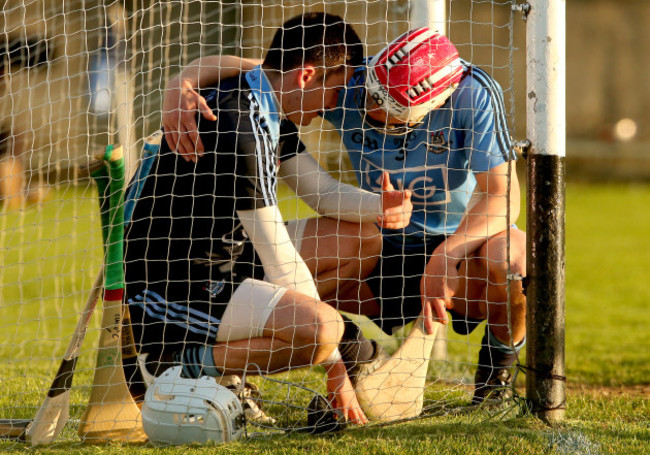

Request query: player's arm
[
  {"left": 420, "top": 162, "right": 520, "bottom": 333},
  {"left": 164, "top": 55, "right": 261, "bottom": 160},
  {"left": 279, "top": 152, "right": 413, "bottom": 229},
  {"left": 324, "top": 359, "right": 368, "bottom": 424},
  {"left": 237, "top": 205, "right": 319, "bottom": 300},
  {"left": 443, "top": 162, "right": 521, "bottom": 269}
]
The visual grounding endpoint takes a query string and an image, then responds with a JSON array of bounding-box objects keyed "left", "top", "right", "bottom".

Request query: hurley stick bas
[
  {"left": 0, "top": 149, "right": 126, "bottom": 445},
  {"left": 0, "top": 147, "right": 124, "bottom": 446},
  {"left": 1, "top": 137, "right": 159, "bottom": 444},
  {"left": 354, "top": 317, "right": 441, "bottom": 422}
]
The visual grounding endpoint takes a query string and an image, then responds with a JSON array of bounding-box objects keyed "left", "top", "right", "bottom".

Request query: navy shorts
[
  {"left": 125, "top": 240, "right": 264, "bottom": 355},
  {"left": 126, "top": 278, "right": 235, "bottom": 355},
  {"left": 367, "top": 235, "right": 445, "bottom": 334},
  {"left": 367, "top": 235, "right": 484, "bottom": 335}
]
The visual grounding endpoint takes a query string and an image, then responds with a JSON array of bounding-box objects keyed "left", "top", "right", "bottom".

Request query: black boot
[
  {"left": 472, "top": 328, "right": 519, "bottom": 404},
  {"left": 338, "top": 315, "right": 389, "bottom": 386}
]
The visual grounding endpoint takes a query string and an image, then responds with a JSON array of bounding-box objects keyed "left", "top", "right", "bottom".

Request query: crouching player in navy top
[{"left": 125, "top": 14, "right": 412, "bottom": 425}]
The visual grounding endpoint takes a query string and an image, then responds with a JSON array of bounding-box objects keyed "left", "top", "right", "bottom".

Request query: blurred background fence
[{"left": 1, "top": 0, "right": 647, "bottom": 210}]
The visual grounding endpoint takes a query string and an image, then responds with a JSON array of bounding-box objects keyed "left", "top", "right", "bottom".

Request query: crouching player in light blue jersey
[{"left": 162, "top": 28, "right": 526, "bottom": 404}]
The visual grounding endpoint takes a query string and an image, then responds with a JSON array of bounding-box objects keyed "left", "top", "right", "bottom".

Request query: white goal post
[
  {"left": 0, "top": 0, "right": 564, "bottom": 446},
  {"left": 524, "top": 0, "right": 567, "bottom": 423}
]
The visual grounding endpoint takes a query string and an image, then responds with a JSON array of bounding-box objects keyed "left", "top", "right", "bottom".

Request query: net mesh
[{"left": 0, "top": 0, "right": 524, "bottom": 446}]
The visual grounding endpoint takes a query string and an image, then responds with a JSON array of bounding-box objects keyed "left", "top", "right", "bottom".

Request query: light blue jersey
[{"left": 323, "top": 61, "right": 514, "bottom": 245}]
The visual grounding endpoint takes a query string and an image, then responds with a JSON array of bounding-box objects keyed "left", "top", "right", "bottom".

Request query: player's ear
[{"left": 297, "top": 65, "right": 318, "bottom": 89}]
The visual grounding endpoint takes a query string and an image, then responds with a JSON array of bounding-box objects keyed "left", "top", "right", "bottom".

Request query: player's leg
[
  {"left": 212, "top": 278, "right": 365, "bottom": 423},
  {"left": 128, "top": 278, "right": 361, "bottom": 421},
  {"left": 211, "top": 279, "right": 344, "bottom": 374},
  {"left": 453, "top": 229, "right": 526, "bottom": 342},
  {"left": 288, "top": 217, "right": 382, "bottom": 315},
  {"left": 451, "top": 228, "right": 527, "bottom": 402},
  {"left": 128, "top": 279, "right": 344, "bottom": 376}
]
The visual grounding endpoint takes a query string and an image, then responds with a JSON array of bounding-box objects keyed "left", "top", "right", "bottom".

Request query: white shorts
[
  {"left": 216, "top": 278, "right": 287, "bottom": 342},
  {"left": 217, "top": 218, "right": 310, "bottom": 343}
]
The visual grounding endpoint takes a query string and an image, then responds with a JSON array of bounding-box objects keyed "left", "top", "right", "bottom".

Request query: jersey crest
[
  {"left": 204, "top": 280, "right": 226, "bottom": 298},
  {"left": 427, "top": 131, "right": 449, "bottom": 154}
]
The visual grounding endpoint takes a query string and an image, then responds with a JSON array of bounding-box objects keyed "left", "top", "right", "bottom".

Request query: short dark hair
[{"left": 263, "top": 12, "right": 363, "bottom": 74}]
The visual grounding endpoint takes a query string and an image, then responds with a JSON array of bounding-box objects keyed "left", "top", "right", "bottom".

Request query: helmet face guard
[
  {"left": 365, "top": 28, "right": 464, "bottom": 126},
  {"left": 354, "top": 85, "right": 419, "bottom": 136}
]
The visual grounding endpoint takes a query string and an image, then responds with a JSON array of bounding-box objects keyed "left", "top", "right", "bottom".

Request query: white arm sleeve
[
  {"left": 279, "top": 153, "right": 381, "bottom": 223},
  {"left": 237, "top": 206, "right": 320, "bottom": 301}
]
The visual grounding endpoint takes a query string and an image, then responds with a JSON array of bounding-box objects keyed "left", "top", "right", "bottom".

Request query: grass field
[{"left": 0, "top": 180, "right": 648, "bottom": 454}]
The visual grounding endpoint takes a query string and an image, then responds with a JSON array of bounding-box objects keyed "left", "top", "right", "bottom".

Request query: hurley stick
[
  {"left": 354, "top": 317, "right": 441, "bottom": 422},
  {"left": 77, "top": 145, "right": 146, "bottom": 443}
]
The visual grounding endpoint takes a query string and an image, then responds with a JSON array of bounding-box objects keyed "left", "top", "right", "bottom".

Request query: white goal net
[{"left": 0, "top": 0, "right": 524, "bottom": 446}]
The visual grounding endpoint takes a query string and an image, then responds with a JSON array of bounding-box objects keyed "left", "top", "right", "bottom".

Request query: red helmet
[{"left": 365, "top": 28, "right": 464, "bottom": 124}]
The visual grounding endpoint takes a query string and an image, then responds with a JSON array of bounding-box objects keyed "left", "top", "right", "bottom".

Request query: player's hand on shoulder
[
  {"left": 163, "top": 76, "right": 216, "bottom": 163},
  {"left": 377, "top": 171, "right": 413, "bottom": 229}
]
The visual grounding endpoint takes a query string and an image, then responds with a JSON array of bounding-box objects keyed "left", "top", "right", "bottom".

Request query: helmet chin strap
[{"left": 364, "top": 112, "right": 420, "bottom": 136}]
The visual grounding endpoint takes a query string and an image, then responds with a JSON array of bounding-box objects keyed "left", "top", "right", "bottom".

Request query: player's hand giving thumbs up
[{"left": 377, "top": 171, "right": 413, "bottom": 229}]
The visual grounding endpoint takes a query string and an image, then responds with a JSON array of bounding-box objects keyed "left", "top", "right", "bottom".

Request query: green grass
[
  {"left": 564, "top": 183, "right": 650, "bottom": 386},
  {"left": 1, "top": 181, "right": 649, "bottom": 453},
  {"left": 1, "top": 394, "right": 648, "bottom": 454}
]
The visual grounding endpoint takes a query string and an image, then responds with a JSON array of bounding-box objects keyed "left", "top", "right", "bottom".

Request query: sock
[
  {"left": 477, "top": 326, "right": 525, "bottom": 371},
  {"left": 338, "top": 315, "right": 375, "bottom": 370},
  {"left": 176, "top": 345, "right": 222, "bottom": 379}
]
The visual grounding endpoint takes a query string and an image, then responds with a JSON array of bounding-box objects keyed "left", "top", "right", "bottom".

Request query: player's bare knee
[
  {"left": 338, "top": 221, "right": 381, "bottom": 258},
  {"left": 359, "top": 221, "right": 381, "bottom": 252},
  {"left": 481, "top": 237, "right": 525, "bottom": 287}
]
